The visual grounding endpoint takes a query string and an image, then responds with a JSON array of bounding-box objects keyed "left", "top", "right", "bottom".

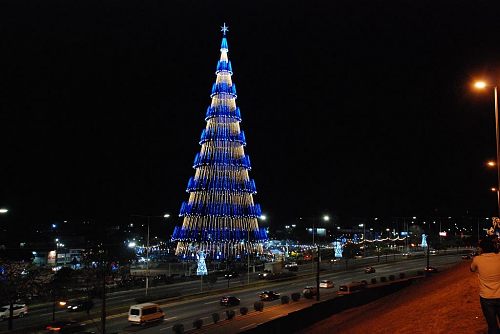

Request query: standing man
[{"left": 470, "top": 237, "right": 500, "bottom": 334}]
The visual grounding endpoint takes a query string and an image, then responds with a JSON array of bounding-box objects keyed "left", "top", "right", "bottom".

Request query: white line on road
[
  {"left": 203, "top": 300, "right": 219, "bottom": 304},
  {"left": 160, "top": 325, "right": 173, "bottom": 331},
  {"left": 240, "top": 323, "right": 257, "bottom": 330},
  {"left": 164, "top": 316, "right": 177, "bottom": 321}
]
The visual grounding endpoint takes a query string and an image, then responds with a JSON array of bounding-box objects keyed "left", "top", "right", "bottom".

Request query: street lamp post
[
  {"left": 474, "top": 81, "right": 500, "bottom": 217},
  {"left": 131, "top": 213, "right": 170, "bottom": 296}
]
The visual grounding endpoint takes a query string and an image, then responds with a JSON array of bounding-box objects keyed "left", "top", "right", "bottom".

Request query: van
[
  {"left": 128, "top": 303, "right": 164, "bottom": 325},
  {"left": 337, "top": 282, "right": 366, "bottom": 295}
]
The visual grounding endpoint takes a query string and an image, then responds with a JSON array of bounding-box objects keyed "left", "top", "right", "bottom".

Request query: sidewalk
[{"left": 298, "top": 261, "right": 486, "bottom": 334}]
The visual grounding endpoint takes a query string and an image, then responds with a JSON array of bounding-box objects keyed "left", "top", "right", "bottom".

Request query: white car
[
  {"left": 0, "top": 304, "right": 28, "bottom": 320},
  {"left": 319, "top": 280, "right": 334, "bottom": 288}
]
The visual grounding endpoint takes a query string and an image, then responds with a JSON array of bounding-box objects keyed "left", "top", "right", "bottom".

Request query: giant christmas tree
[{"left": 172, "top": 24, "right": 267, "bottom": 260}]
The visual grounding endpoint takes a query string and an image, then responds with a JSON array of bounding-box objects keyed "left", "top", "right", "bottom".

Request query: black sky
[{"left": 1, "top": 0, "right": 500, "bottom": 231}]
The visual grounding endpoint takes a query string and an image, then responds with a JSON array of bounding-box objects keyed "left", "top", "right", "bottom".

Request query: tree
[
  {"left": 170, "top": 24, "right": 268, "bottom": 261},
  {"left": 0, "top": 257, "right": 41, "bottom": 330}
]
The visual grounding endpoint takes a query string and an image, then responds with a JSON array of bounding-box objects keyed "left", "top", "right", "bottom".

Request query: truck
[{"left": 258, "top": 262, "right": 284, "bottom": 279}]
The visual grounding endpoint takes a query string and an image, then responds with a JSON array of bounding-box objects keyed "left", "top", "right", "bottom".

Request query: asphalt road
[{"left": 0, "top": 250, "right": 467, "bottom": 334}]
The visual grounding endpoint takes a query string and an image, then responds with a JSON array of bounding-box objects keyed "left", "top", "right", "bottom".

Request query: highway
[{"left": 0, "top": 250, "right": 468, "bottom": 334}]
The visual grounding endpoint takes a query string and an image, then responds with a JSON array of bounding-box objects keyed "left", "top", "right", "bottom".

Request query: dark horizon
[{"left": 2, "top": 0, "right": 500, "bottom": 233}]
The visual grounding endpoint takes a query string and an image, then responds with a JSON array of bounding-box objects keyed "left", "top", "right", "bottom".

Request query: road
[{"left": 0, "top": 250, "right": 468, "bottom": 333}]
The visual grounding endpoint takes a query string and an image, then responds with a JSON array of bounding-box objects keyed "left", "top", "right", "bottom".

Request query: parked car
[
  {"left": 220, "top": 296, "right": 240, "bottom": 306},
  {"left": 45, "top": 320, "right": 86, "bottom": 333},
  {"left": 259, "top": 291, "right": 280, "bottom": 301},
  {"left": 319, "top": 280, "right": 334, "bottom": 288},
  {"left": 424, "top": 266, "right": 438, "bottom": 273},
  {"left": 365, "top": 266, "right": 376, "bottom": 273},
  {"left": 66, "top": 299, "right": 94, "bottom": 312},
  {"left": 302, "top": 286, "right": 318, "bottom": 297},
  {"left": 0, "top": 304, "right": 28, "bottom": 320}
]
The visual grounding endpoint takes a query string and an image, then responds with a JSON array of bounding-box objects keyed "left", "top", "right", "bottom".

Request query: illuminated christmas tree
[{"left": 171, "top": 24, "right": 267, "bottom": 260}]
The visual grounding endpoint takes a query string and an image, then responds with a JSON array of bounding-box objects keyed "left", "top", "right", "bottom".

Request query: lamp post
[
  {"left": 130, "top": 213, "right": 170, "bottom": 296},
  {"left": 474, "top": 81, "right": 500, "bottom": 217}
]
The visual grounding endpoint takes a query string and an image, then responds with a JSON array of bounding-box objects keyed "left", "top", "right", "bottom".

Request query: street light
[
  {"left": 474, "top": 80, "right": 500, "bottom": 216},
  {"left": 130, "top": 213, "right": 170, "bottom": 296},
  {"left": 0, "top": 208, "right": 8, "bottom": 214}
]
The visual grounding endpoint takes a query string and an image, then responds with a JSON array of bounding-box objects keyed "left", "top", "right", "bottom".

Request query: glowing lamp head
[
  {"left": 487, "top": 161, "right": 496, "bottom": 167},
  {"left": 0, "top": 208, "right": 8, "bottom": 214},
  {"left": 491, "top": 187, "right": 498, "bottom": 192},
  {"left": 474, "top": 81, "right": 487, "bottom": 89}
]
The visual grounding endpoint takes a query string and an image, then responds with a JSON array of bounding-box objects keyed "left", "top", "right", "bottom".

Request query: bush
[
  {"left": 172, "top": 324, "right": 184, "bottom": 334},
  {"left": 192, "top": 319, "right": 203, "bottom": 329},
  {"left": 254, "top": 301, "right": 264, "bottom": 312},
  {"left": 240, "top": 307, "right": 248, "bottom": 315},
  {"left": 291, "top": 292, "right": 301, "bottom": 301},
  {"left": 281, "top": 295, "right": 290, "bottom": 304},
  {"left": 211, "top": 312, "right": 220, "bottom": 324},
  {"left": 226, "top": 310, "right": 235, "bottom": 320},
  {"left": 399, "top": 273, "right": 406, "bottom": 279},
  {"left": 380, "top": 276, "right": 387, "bottom": 282},
  {"left": 389, "top": 275, "right": 395, "bottom": 281},
  {"left": 371, "top": 278, "right": 377, "bottom": 284}
]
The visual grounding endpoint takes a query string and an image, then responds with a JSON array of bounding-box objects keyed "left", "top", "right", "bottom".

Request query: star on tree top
[{"left": 221, "top": 23, "right": 229, "bottom": 35}]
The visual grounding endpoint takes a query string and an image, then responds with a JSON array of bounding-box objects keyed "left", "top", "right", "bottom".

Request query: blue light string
[
  {"left": 179, "top": 201, "right": 261, "bottom": 217},
  {"left": 199, "top": 129, "right": 246, "bottom": 145},
  {"left": 172, "top": 226, "right": 268, "bottom": 242},
  {"left": 192, "top": 152, "right": 251, "bottom": 169},
  {"left": 205, "top": 106, "right": 241, "bottom": 121}
]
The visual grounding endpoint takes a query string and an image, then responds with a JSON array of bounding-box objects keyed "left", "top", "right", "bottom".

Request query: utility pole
[
  {"left": 316, "top": 245, "right": 320, "bottom": 301},
  {"left": 101, "top": 263, "right": 106, "bottom": 334},
  {"left": 146, "top": 216, "right": 150, "bottom": 296}
]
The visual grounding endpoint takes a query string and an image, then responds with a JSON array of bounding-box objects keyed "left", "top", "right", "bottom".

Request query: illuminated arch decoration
[{"left": 172, "top": 24, "right": 267, "bottom": 260}]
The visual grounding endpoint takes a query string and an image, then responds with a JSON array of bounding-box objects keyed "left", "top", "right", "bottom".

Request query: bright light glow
[
  {"left": 492, "top": 187, "right": 498, "bottom": 192},
  {"left": 128, "top": 242, "right": 136, "bottom": 248},
  {"left": 164, "top": 214, "right": 170, "bottom": 218},
  {"left": 474, "top": 81, "right": 487, "bottom": 89},
  {"left": 0, "top": 208, "right": 8, "bottom": 213},
  {"left": 323, "top": 215, "right": 330, "bottom": 221},
  {"left": 260, "top": 214, "right": 267, "bottom": 220},
  {"left": 487, "top": 161, "right": 496, "bottom": 167}
]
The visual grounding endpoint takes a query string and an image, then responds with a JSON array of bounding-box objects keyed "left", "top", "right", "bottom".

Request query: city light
[
  {"left": 474, "top": 81, "right": 487, "bottom": 89},
  {"left": 0, "top": 208, "right": 8, "bottom": 214},
  {"left": 323, "top": 215, "right": 330, "bottom": 221},
  {"left": 164, "top": 213, "right": 170, "bottom": 218}
]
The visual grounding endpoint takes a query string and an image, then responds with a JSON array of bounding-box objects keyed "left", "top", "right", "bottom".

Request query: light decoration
[
  {"left": 171, "top": 24, "right": 267, "bottom": 259},
  {"left": 333, "top": 241, "right": 343, "bottom": 258},
  {"left": 487, "top": 217, "right": 500, "bottom": 236},
  {"left": 421, "top": 234, "right": 427, "bottom": 248},
  {"left": 196, "top": 251, "right": 208, "bottom": 276}
]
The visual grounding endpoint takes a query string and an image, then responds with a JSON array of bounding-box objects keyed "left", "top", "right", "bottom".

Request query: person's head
[{"left": 479, "top": 237, "right": 498, "bottom": 254}]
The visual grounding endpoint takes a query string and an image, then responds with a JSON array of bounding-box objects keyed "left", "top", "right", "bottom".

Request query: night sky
[{"left": 1, "top": 0, "right": 500, "bottom": 232}]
